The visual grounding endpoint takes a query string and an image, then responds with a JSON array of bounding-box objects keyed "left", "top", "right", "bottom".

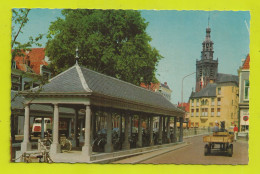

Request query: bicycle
[{"left": 44, "top": 132, "right": 72, "bottom": 152}]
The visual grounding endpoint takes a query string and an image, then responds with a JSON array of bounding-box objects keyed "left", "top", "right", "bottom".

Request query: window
[
  {"left": 201, "top": 108, "right": 205, "bottom": 116},
  {"left": 191, "top": 109, "right": 194, "bottom": 116},
  {"left": 218, "top": 87, "right": 221, "bottom": 95},
  {"left": 196, "top": 99, "right": 199, "bottom": 107},
  {"left": 244, "top": 80, "right": 250, "bottom": 100},
  {"left": 205, "top": 99, "right": 208, "bottom": 105},
  {"left": 218, "top": 98, "right": 221, "bottom": 105},
  {"left": 196, "top": 109, "right": 199, "bottom": 116},
  {"left": 211, "top": 98, "right": 215, "bottom": 106},
  {"left": 201, "top": 100, "right": 204, "bottom": 105},
  {"left": 217, "top": 108, "right": 221, "bottom": 116},
  {"left": 211, "top": 108, "right": 214, "bottom": 116},
  {"left": 191, "top": 99, "right": 194, "bottom": 107},
  {"left": 205, "top": 108, "right": 208, "bottom": 116}
]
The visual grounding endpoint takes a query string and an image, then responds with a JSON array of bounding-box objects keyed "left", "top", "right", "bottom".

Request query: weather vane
[{"left": 75, "top": 46, "right": 79, "bottom": 65}]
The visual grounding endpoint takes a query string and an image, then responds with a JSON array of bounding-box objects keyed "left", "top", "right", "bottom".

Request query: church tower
[{"left": 196, "top": 26, "right": 218, "bottom": 92}]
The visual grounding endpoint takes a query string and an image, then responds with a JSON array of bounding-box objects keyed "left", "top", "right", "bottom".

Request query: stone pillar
[
  {"left": 166, "top": 116, "right": 170, "bottom": 143},
  {"left": 105, "top": 112, "right": 113, "bottom": 152},
  {"left": 82, "top": 105, "right": 92, "bottom": 161},
  {"left": 21, "top": 104, "right": 31, "bottom": 152},
  {"left": 136, "top": 115, "right": 142, "bottom": 148},
  {"left": 173, "top": 117, "right": 177, "bottom": 142},
  {"left": 149, "top": 116, "right": 154, "bottom": 146},
  {"left": 122, "top": 114, "right": 130, "bottom": 150},
  {"left": 179, "top": 117, "right": 184, "bottom": 142},
  {"left": 50, "top": 104, "right": 61, "bottom": 154},
  {"left": 41, "top": 117, "right": 45, "bottom": 139},
  {"left": 163, "top": 116, "right": 166, "bottom": 143},
  {"left": 158, "top": 116, "right": 162, "bottom": 145}
]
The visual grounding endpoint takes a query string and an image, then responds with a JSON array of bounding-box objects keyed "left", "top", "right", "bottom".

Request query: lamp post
[{"left": 181, "top": 72, "right": 196, "bottom": 108}]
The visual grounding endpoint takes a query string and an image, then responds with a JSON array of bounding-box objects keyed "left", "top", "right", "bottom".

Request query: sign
[{"left": 243, "top": 116, "right": 249, "bottom": 121}]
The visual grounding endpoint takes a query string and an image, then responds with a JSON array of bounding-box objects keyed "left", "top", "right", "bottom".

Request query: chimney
[{"left": 241, "top": 59, "right": 245, "bottom": 66}]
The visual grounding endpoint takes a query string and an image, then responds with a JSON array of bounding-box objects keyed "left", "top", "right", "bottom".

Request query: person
[
  {"left": 213, "top": 122, "right": 219, "bottom": 132},
  {"left": 233, "top": 124, "right": 238, "bottom": 141}
]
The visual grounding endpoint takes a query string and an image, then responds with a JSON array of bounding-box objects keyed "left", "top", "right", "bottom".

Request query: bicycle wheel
[{"left": 62, "top": 139, "right": 72, "bottom": 152}]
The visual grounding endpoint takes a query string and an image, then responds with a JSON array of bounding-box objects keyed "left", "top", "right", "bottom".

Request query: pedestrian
[
  {"left": 233, "top": 124, "right": 238, "bottom": 141},
  {"left": 213, "top": 121, "right": 219, "bottom": 132}
]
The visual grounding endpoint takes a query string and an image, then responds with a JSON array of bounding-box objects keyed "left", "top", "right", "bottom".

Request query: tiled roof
[
  {"left": 30, "top": 64, "right": 183, "bottom": 114},
  {"left": 13, "top": 48, "right": 48, "bottom": 74},
  {"left": 11, "top": 91, "right": 75, "bottom": 114},
  {"left": 177, "top": 103, "right": 190, "bottom": 112},
  {"left": 190, "top": 83, "right": 217, "bottom": 98},
  {"left": 242, "top": 54, "right": 250, "bottom": 70},
  {"left": 216, "top": 73, "right": 239, "bottom": 84}
]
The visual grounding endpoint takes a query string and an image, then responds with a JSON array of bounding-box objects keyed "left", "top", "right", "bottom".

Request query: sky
[{"left": 12, "top": 9, "right": 250, "bottom": 104}]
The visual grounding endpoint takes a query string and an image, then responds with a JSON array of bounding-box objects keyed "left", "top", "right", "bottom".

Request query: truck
[
  {"left": 32, "top": 117, "right": 69, "bottom": 137},
  {"left": 32, "top": 118, "right": 52, "bottom": 137}
]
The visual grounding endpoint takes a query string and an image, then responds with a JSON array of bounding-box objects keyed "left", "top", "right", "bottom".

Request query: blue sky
[{"left": 13, "top": 9, "right": 250, "bottom": 104}]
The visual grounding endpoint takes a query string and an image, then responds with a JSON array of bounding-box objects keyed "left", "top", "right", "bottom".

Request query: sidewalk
[{"left": 112, "top": 142, "right": 189, "bottom": 164}]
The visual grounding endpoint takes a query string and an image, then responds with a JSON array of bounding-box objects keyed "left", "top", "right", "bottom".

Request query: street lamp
[{"left": 181, "top": 72, "right": 196, "bottom": 108}]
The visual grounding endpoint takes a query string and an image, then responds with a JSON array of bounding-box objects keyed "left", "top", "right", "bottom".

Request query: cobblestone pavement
[{"left": 141, "top": 135, "right": 248, "bottom": 165}]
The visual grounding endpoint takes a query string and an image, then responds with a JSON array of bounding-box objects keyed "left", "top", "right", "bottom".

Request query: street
[{"left": 140, "top": 135, "right": 248, "bottom": 164}]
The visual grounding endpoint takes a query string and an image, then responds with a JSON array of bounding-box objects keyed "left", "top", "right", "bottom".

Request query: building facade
[
  {"left": 238, "top": 54, "right": 250, "bottom": 132},
  {"left": 189, "top": 26, "right": 239, "bottom": 129},
  {"left": 140, "top": 82, "right": 172, "bottom": 101}
]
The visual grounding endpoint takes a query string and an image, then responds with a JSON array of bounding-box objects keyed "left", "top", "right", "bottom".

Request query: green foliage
[
  {"left": 12, "top": 9, "right": 43, "bottom": 61},
  {"left": 46, "top": 9, "right": 162, "bottom": 86}
]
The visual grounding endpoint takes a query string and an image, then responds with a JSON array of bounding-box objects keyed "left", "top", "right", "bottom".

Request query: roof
[
  {"left": 190, "top": 83, "right": 217, "bottom": 98},
  {"left": 160, "top": 83, "right": 170, "bottom": 90},
  {"left": 140, "top": 82, "right": 160, "bottom": 92},
  {"left": 216, "top": 73, "right": 239, "bottom": 85},
  {"left": 28, "top": 64, "right": 183, "bottom": 115},
  {"left": 177, "top": 103, "right": 190, "bottom": 112},
  {"left": 11, "top": 90, "right": 75, "bottom": 114},
  {"left": 13, "top": 48, "right": 48, "bottom": 74},
  {"left": 242, "top": 54, "right": 250, "bottom": 70}
]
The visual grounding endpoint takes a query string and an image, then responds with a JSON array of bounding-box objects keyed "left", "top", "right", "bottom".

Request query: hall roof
[
  {"left": 11, "top": 90, "right": 75, "bottom": 114},
  {"left": 25, "top": 64, "right": 184, "bottom": 116}
]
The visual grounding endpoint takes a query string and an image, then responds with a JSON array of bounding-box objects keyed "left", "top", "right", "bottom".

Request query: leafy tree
[
  {"left": 46, "top": 9, "right": 162, "bottom": 85},
  {"left": 11, "top": 8, "right": 43, "bottom": 62}
]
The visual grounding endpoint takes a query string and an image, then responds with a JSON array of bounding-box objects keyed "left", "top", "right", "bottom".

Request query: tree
[
  {"left": 46, "top": 9, "right": 162, "bottom": 85},
  {"left": 12, "top": 8, "right": 43, "bottom": 63}
]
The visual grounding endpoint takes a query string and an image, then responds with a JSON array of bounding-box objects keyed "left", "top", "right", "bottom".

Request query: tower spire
[{"left": 208, "top": 15, "right": 210, "bottom": 28}]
